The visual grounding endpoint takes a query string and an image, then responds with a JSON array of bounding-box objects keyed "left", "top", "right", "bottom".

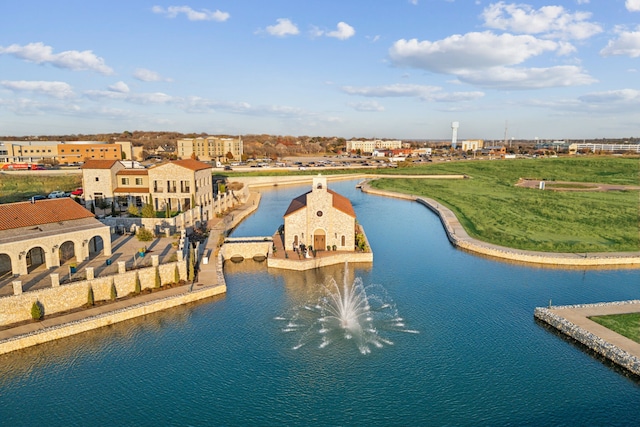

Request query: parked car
[
  {"left": 71, "top": 188, "right": 83, "bottom": 196},
  {"left": 47, "top": 190, "right": 65, "bottom": 199},
  {"left": 224, "top": 165, "right": 233, "bottom": 171}
]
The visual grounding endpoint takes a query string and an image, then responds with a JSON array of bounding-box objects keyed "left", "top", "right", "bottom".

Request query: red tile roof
[
  {"left": 0, "top": 198, "right": 96, "bottom": 231},
  {"left": 81, "top": 160, "right": 119, "bottom": 169},
  {"left": 116, "top": 169, "right": 148, "bottom": 176},
  {"left": 169, "top": 159, "right": 212, "bottom": 171},
  {"left": 113, "top": 187, "right": 149, "bottom": 194},
  {"left": 283, "top": 189, "right": 356, "bottom": 218}
]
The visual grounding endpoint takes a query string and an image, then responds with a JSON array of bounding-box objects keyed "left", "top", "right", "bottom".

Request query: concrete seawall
[
  {"left": 534, "top": 302, "right": 640, "bottom": 377},
  {"left": 0, "top": 284, "right": 226, "bottom": 355},
  {"left": 359, "top": 181, "right": 640, "bottom": 268}
]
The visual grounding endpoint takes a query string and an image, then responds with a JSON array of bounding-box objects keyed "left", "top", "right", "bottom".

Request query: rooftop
[{"left": 0, "top": 198, "right": 96, "bottom": 232}]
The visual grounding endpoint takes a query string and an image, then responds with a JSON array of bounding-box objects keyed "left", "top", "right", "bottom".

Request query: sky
[{"left": 1, "top": 1, "right": 639, "bottom": 140}]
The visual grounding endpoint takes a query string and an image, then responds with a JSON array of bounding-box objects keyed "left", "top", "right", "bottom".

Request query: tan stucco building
[
  {"left": 283, "top": 176, "right": 356, "bottom": 252},
  {"left": 82, "top": 159, "right": 214, "bottom": 219},
  {"left": 177, "top": 136, "right": 243, "bottom": 162},
  {"left": 0, "top": 198, "right": 111, "bottom": 277}
]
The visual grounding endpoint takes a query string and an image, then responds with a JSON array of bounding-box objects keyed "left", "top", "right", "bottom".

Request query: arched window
[
  {"left": 317, "top": 183, "right": 323, "bottom": 189},
  {"left": 341, "top": 235, "right": 345, "bottom": 246}
]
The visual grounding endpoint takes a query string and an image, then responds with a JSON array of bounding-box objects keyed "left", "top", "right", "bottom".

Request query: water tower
[{"left": 451, "top": 121, "right": 459, "bottom": 149}]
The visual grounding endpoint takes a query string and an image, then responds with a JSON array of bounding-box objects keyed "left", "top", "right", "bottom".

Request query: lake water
[{"left": 1, "top": 179, "right": 639, "bottom": 426}]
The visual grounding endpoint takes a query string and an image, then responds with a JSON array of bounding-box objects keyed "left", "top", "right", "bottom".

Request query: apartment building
[
  {"left": 176, "top": 136, "right": 243, "bottom": 162},
  {"left": 345, "top": 139, "right": 403, "bottom": 154}
]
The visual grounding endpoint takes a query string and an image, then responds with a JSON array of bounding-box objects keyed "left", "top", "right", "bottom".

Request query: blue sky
[{"left": 1, "top": 1, "right": 639, "bottom": 140}]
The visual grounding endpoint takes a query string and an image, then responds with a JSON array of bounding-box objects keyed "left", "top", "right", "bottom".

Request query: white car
[{"left": 48, "top": 190, "right": 65, "bottom": 198}]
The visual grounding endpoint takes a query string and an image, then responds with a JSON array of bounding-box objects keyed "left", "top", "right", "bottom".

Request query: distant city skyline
[{"left": 1, "top": 1, "right": 639, "bottom": 140}]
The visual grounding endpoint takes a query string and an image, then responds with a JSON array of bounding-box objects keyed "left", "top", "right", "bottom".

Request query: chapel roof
[
  {"left": 0, "top": 198, "right": 96, "bottom": 231},
  {"left": 283, "top": 189, "right": 356, "bottom": 218}
]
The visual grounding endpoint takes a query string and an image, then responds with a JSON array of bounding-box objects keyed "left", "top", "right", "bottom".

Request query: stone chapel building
[{"left": 283, "top": 175, "right": 356, "bottom": 252}]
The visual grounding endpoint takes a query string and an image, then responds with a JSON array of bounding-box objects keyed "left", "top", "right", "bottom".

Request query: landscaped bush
[
  {"left": 134, "top": 273, "right": 141, "bottom": 294},
  {"left": 87, "top": 285, "right": 94, "bottom": 306},
  {"left": 110, "top": 280, "right": 117, "bottom": 300},
  {"left": 136, "top": 228, "right": 154, "bottom": 242},
  {"left": 31, "top": 301, "right": 44, "bottom": 320}
]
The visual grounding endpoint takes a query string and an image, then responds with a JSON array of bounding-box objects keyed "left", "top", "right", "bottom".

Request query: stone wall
[
  {"left": 0, "top": 260, "right": 186, "bottom": 327},
  {"left": 267, "top": 251, "right": 373, "bottom": 270},
  {"left": 0, "top": 283, "right": 225, "bottom": 356},
  {"left": 220, "top": 237, "right": 272, "bottom": 261},
  {"left": 534, "top": 303, "right": 640, "bottom": 376}
]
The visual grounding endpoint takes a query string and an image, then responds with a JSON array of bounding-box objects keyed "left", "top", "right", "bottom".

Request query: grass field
[
  {"left": 0, "top": 173, "right": 82, "bottom": 204},
  {"left": 370, "top": 157, "right": 640, "bottom": 253},
  {"left": 589, "top": 313, "right": 640, "bottom": 343}
]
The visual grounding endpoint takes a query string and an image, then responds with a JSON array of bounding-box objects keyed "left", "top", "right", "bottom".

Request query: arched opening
[
  {"left": 313, "top": 229, "right": 326, "bottom": 251},
  {"left": 26, "top": 247, "right": 46, "bottom": 273},
  {"left": 59, "top": 241, "right": 76, "bottom": 265},
  {"left": 341, "top": 235, "right": 346, "bottom": 247},
  {"left": 0, "top": 253, "right": 12, "bottom": 279},
  {"left": 88, "top": 236, "right": 104, "bottom": 257}
]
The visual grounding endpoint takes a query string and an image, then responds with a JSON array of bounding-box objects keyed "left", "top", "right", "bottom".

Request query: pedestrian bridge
[{"left": 219, "top": 236, "right": 273, "bottom": 263}]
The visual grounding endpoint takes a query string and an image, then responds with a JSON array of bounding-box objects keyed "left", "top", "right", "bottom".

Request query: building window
[
  {"left": 341, "top": 235, "right": 345, "bottom": 246},
  {"left": 95, "top": 177, "right": 99, "bottom": 182},
  {"left": 121, "top": 178, "right": 129, "bottom": 185},
  {"left": 135, "top": 178, "right": 143, "bottom": 185}
]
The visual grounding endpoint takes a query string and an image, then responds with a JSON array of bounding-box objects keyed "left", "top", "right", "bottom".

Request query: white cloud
[
  {"left": 151, "top": 5, "right": 229, "bottom": 22},
  {"left": 388, "top": 31, "right": 594, "bottom": 89},
  {"left": 600, "top": 28, "right": 640, "bottom": 57},
  {"left": 133, "top": 68, "right": 172, "bottom": 82},
  {"left": 341, "top": 83, "right": 484, "bottom": 102},
  {"left": 108, "top": 81, "right": 130, "bottom": 93},
  {"left": 84, "top": 87, "right": 173, "bottom": 105},
  {"left": 0, "top": 80, "right": 75, "bottom": 99},
  {"left": 627, "top": 0, "right": 640, "bottom": 12},
  {"left": 266, "top": 18, "right": 299, "bottom": 37},
  {"left": 579, "top": 88, "right": 640, "bottom": 103},
  {"left": 326, "top": 22, "right": 356, "bottom": 40},
  {"left": 389, "top": 32, "right": 560, "bottom": 73},
  {"left": 482, "top": 2, "right": 602, "bottom": 40},
  {"left": 0, "top": 42, "right": 113, "bottom": 75},
  {"left": 455, "top": 65, "right": 596, "bottom": 89},
  {"left": 348, "top": 101, "right": 385, "bottom": 112}
]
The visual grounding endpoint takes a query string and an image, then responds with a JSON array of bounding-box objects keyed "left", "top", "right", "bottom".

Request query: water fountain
[{"left": 277, "top": 264, "right": 417, "bottom": 354}]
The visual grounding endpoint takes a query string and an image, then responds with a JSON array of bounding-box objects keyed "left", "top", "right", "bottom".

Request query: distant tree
[{"left": 226, "top": 151, "right": 234, "bottom": 161}]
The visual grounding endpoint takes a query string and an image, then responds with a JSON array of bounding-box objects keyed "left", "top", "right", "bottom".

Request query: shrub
[
  {"left": 332, "top": 245, "right": 337, "bottom": 251},
  {"left": 110, "top": 280, "right": 117, "bottom": 300},
  {"left": 154, "top": 267, "right": 161, "bottom": 288},
  {"left": 31, "top": 301, "right": 44, "bottom": 320},
  {"left": 136, "top": 228, "right": 154, "bottom": 242},
  {"left": 174, "top": 265, "right": 180, "bottom": 283},
  {"left": 87, "top": 285, "right": 95, "bottom": 306},
  {"left": 127, "top": 204, "right": 140, "bottom": 217},
  {"left": 134, "top": 273, "right": 141, "bottom": 294},
  {"left": 141, "top": 202, "right": 155, "bottom": 218}
]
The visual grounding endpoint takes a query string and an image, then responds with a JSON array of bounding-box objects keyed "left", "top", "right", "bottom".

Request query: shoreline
[{"left": 357, "top": 180, "right": 640, "bottom": 268}]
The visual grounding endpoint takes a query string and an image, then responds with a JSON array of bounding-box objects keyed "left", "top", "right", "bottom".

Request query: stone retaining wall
[
  {"left": 0, "top": 260, "right": 186, "bottom": 327},
  {"left": 534, "top": 302, "right": 640, "bottom": 376},
  {"left": 0, "top": 283, "right": 225, "bottom": 355},
  {"left": 220, "top": 237, "right": 272, "bottom": 261},
  {"left": 267, "top": 251, "right": 373, "bottom": 271}
]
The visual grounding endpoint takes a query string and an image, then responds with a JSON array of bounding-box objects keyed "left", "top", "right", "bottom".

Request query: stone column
[
  {"left": 151, "top": 255, "right": 159, "bottom": 267},
  {"left": 51, "top": 273, "right": 60, "bottom": 287},
  {"left": 86, "top": 267, "right": 95, "bottom": 280},
  {"left": 12, "top": 281, "right": 22, "bottom": 295},
  {"left": 118, "top": 261, "right": 126, "bottom": 274}
]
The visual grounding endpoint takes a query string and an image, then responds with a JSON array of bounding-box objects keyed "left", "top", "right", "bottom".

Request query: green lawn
[
  {"left": 370, "top": 157, "right": 640, "bottom": 253},
  {"left": 589, "top": 313, "right": 640, "bottom": 343},
  {"left": 0, "top": 174, "right": 82, "bottom": 203}
]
